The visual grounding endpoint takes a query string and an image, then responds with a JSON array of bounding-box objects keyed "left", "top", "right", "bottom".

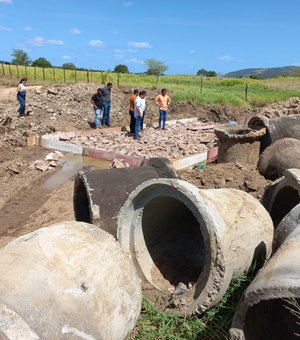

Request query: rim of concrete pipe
[
  {"left": 214, "top": 124, "right": 266, "bottom": 141},
  {"left": 230, "top": 223, "right": 300, "bottom": 340},
  {"left": 117, "top": 178, "right": 273, "bottom": 315},
  {"left": 261, "top": 168, "right": 300, "bottom": 228}
]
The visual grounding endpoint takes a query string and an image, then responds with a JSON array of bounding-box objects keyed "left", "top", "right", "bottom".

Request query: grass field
[{"left": 2, "top": 63, "right": 300, "bottom": 108}]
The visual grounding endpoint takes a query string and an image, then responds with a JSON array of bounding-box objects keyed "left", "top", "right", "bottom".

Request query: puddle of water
[{"left": 43, "top": 153, "right": 111, "bottom": 191}]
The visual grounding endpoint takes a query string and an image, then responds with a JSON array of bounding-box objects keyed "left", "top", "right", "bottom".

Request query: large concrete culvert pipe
[
  {"left": 0, "top": 221, "right": 142, "bottom": 340},
  {"left": 117, "top": 178, "right": 274, "bottom": 315},
  {"left": 230, "top": 205, "right": 300, "bottom": 340},
  {"left": 261, "top": 168, "right": 300, "bottom": 228},
  {"left": 73, "top": 157, "right": 180, "bottom": 237},
  {"left": 257, "top": 138, "right": 300, "bottom": 180},
  {"left": 248, "top": 114, "right": 300, "bottom": 152},
  {"left": 214, "top": 125, "right": 266, "bottom": 165}
]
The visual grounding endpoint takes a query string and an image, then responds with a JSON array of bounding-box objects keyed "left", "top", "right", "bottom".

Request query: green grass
[
  {"left": 130, "top": 265, "right": 258, "bottom": 340},
  {"left": 2, "top": 63, "right": 300, "bottom": 108}
]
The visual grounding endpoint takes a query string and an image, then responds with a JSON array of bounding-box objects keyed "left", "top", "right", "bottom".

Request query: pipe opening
[
  {"left": 135, "top": 196, "right": 206, "bottom": 291},
  {"left": 244, "top": 298, "right": 300, "bottom": 340},
  {"left": 73, "top": 177, "right": 91, "bottom": 223},
  {"left": 270, "top": 186, "right": 300, "bottom": 227}
]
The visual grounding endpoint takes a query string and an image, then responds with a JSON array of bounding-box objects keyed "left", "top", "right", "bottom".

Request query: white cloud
[
  {"left": 123, "top": 1, "right": 132, "bottom": 7},
  {"left": 113, "top": 30, "right": 118, "bottom": 35},
  {"left": 0, "top": 0, "right": 12, "bottom": 4},
  {"left": 189, "top": 50, "right": 195, "bottom": 54},
  {"left": 89, "top": 40, "right": 103, "bottom": 47},
  {"left": 30, "top": 37, "right": 45, "bottom": 46},
  {"left": 128, "top": 41, "right": 151, "bottom": 48},
  {"left": 0, "top": 25, "right": 12, "bottom": 31},
  {"left": 218, "top": 55, "right": 234, "bottom": 61},
  {"left": 24, "top": 26, "right": 32, "bottom": 31},
  {"left": 47, "top": 39, "right": 64, "bottom": 45},
  {"left": 63, "top": 55, "right": 72, "bottom": 60},
  {"left": 115, "top": 54, "right": 124, "bottom": 59},
  {"left": 125, "top": 58, "right": 144, "bottom": 64},
  {"left": 71, "top": 28, "right": 80, "bottom": 35},
  {"left": 30, "top": 37, "right": 64, "bottom": 46},
  {"left": 115, "top": 49, "right": 124, "bottom": 54}
]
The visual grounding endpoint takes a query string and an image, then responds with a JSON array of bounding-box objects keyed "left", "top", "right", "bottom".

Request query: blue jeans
[
  {"left": 94, "top": 108, "right": 102, "bottom": 128},
  {"left": 17, "top": 93, "right": 26, "bottom": 114},
  {"left": 134, "top": 116, "right": 141, "bottom": 139},
  {"left": 159, "top": 110, "right": 167, "bottom": 129},
  {"left": 102, "top": 102, "right": 111, "bottom": 126}
]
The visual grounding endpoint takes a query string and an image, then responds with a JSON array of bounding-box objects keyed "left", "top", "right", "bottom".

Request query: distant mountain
[{"left": 224, "top": 66, "right": 300, "bottom": 79}]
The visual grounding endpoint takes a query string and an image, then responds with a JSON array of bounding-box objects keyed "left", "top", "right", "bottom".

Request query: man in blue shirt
[{"left": 101, "top": 82, "right": 112, "bottom": 127}]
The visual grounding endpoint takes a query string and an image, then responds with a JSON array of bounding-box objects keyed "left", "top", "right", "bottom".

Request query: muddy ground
[{"left": 0, "top": 82, "right": 298, "bottom": 248}]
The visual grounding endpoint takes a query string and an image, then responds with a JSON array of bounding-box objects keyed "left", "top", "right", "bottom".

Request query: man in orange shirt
[
  {"left": 155, "top": 88, "right": 171, "bottom": 130},
  {"left": 129, "top": 89, "right": 139, "bottom": 133}
]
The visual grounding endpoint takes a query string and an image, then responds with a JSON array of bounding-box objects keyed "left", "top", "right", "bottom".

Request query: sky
[{"left": 1, "top": 0, "right": 300, "bottom": 75}]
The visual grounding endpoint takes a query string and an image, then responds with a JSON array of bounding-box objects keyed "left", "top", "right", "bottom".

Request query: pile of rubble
[{"left": 63, "top": 122, "right": 215, "bottom": 159}]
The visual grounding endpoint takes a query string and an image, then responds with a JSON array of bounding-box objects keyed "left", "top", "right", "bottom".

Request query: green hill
[{"left": 224, "top": 66, "right": 300, "bottom": 79}]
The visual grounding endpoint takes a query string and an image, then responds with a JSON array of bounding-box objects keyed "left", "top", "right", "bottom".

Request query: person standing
[
  {"left": 155, "top": 88, "right": 172, "bottom": 129},
  {"left": 16, "top": 77, "right": 27, "bottom": 117},
  {"left": 90, "top": 88, "right": 103, "bottom": 129},
  {"left": 129, "top": 89, "right": 139, "bottom": 133},
  {"left": 133, "top": 90, "right": 146, "bottom": 140},
  {"left": 101, "top": 82, "right": 112, "bottom": 127}
]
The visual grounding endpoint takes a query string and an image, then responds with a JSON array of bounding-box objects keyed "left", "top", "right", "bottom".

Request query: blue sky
[{"left": 1, "top": 0, "right": 300, "bottom": 75}]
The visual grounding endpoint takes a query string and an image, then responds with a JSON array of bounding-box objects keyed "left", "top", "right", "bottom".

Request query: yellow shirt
[{"left": 155, "top": 94, "right": 171, "bottom": 110}]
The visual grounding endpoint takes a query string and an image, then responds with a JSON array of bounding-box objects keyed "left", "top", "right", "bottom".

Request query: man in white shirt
[{"left": 133, "top": 90, "right": 146, "bottom": 140}]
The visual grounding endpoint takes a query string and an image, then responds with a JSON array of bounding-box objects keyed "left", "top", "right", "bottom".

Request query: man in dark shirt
[
  {"left": 101, "top": 82, "right": 112, "bottom": 127},
  {"left": 90, "top": 88, "right": 103, "bottom": 129}
]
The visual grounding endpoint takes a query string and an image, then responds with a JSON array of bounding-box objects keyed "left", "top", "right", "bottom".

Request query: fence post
[
  {"left": 87, "top": 70, "right": 90, "bottom": 83},
  {"left": 63, "top": 68, "right": 66, "bottom": 83},
  {"left": 34, "top": 67, "right": 36, "bottom": 80},
  {"left": 16, "top": 65, "right": 19, "bottom": 78},
  {"left": 117, "top": 72, "right": 120, "bottom": 85},
  {"left": 1, "top": 63, "right": 4, "bottom": 76},
  {"left": 8, "top": 65, "right": 11, "bottom": 77},
  {"left": 74, "top": 69, "right": 77, "bottom": 83},
  {"left": 245, "top": 83, "right": 248, "bottom": 102},
  {"left": 42, "top": 67, "right": 45, "bottom": 81},
  {"left": 201, "top": 76, "right": 203, "bottom": 94},
  {"left": 25, "top": 66, "right": 27, "bottom": 79},
  {"left": 52, "top": 67, "right": 55, "bottom": 82}
]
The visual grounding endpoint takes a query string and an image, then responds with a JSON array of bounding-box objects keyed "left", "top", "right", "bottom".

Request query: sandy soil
[{"left": 0, "top": 81, "right": 286, "bottom": 248}]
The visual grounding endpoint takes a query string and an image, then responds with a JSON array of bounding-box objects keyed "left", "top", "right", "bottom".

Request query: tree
[
  {"left": 196, "top": 68, "right": 208, "bottom": 76},
  {"left": 144, "top": 58, "right": 168, "bottom": 83},
  {"left": 196, "top": 69, "right": 217, "bottom": 77},
  {"left": 11, "top": 49, "right": 31, "bottom": 66},
  {"left": 62, "top": 63, "right": 76, "bottom": 70},
  {"left": 206, "top": 70, "right": 217, "bottom": 77},
  {"left": 32, "top": 57, "right": 52, "bottom": 68},
  {"left": 113, "top": 64, "right": 129, "bottom": 73}
]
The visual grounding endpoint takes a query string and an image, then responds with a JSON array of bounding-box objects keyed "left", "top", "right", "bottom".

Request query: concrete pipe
[
  {"left": 261, "top": 168, "right": 300, "bottom": 228},
  {"left": 230, "top": 210, "right": 300, "bottom": 340},
  {"left": 117, "top": 178, "right": 274, "bottom": 315},
  {"left": 0, "top": 221, "right": 142, "bottom": 340},
  {"left": 73, "top": 157, "right": 180, "bottom": 237},
  {"left": 257, "top": 138, "right": 300, "bottom": 180},
  {"left": 214, "top": 125, "right": 266, "bottom": 165},
  {"left": 248, "top": 114, "right": 300, "bottom": 151}
]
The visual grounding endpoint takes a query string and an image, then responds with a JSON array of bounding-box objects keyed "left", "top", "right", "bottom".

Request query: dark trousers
[
  {"left": 140, "top": 111, "right": 145, "bottom": 131},
  {"left": 129, "top": 110, "right": 136, "bottom": 133}
]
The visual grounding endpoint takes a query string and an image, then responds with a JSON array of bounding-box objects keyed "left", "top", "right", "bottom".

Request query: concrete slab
[{"left": 172, "top": 151, "right": 207, "bottom": 170}]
